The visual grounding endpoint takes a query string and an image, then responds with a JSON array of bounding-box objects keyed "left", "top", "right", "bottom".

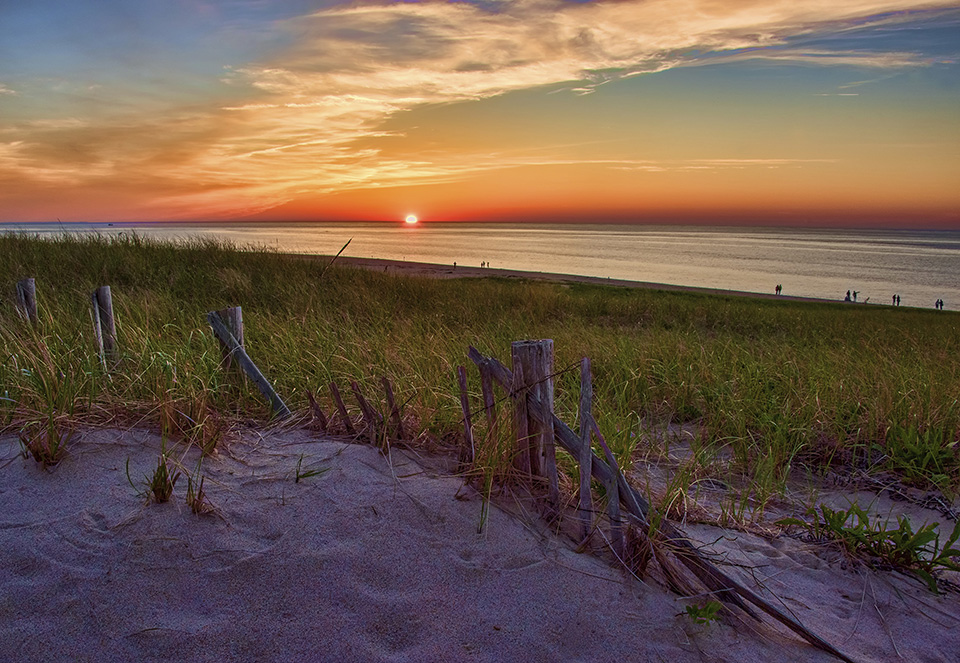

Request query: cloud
[
  {"left": 0, "top": 84, "right": 16, "bottom": 95},
  {"left": 4, "top": 0, "right": 957, "bottom": 219}
]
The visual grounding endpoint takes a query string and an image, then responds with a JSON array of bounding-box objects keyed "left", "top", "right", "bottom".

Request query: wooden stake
[
  {"left": 329, "top": 382, "right": 355, "bottom": 434},
  {"left": 480, "top": 360, "right": 497, "bottom": 433},
  {"left": 92, "top": 286, "right": 118, "bottom": 365},
  {"left": 216, "top": 306, "right": 243, "bottom": 371},
  {"left": 382, "top": 376, "right": 405, "bottom": 440},
  {"left": 510, "top": 360, "right": 531, "bottom": 476},
  {"left": 578, "top": 357, "right": 595, "bottom": 543},
  {"left": 305, "top": 389, "right": 329, "bottom": 432},
  {"left": 207, "top": 311, "right": 291, "bottom": 418},
  {"left": 351, "top": 380, "right": 382, "bottom": 444},
  {"left": 16, "top": 278, "right": 38, "bottom": 325},
  {"left": 457, "top": 365, "right": 474, "bottom": 467},
  {"left": 510, "top": 340, "right": 558, "bottom": 502}
]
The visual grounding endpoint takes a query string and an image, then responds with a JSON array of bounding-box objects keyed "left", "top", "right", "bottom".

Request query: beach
[
  {"left": 3, "top": 426, "right": 959, "bottom": 663},
  {"left": 333, "top": 255, "right": 829, "bottom": 303}
]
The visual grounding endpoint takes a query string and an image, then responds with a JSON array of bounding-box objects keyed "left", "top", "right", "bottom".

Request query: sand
[
  {"left": 331, "top": 255, "right": 830, "bottom": 303},
  {"left": 3, "top": 428, "right": 958, "bottom": 663}
]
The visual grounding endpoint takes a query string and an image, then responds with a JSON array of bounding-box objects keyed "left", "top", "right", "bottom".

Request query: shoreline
[{"left": 324, "top": 255, "right": 836, "bottom": 304}]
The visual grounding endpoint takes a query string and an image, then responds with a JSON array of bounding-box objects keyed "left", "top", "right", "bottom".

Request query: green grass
[{"left": 2, "top": 232, "right": 958, "bottom": 512}]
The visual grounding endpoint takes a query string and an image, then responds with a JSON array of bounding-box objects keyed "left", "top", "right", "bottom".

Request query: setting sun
[{"left": 405, "top": 214, "right": 418, "bottom": 225}]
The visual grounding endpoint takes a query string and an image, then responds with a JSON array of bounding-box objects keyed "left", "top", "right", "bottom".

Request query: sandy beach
[
  {"left": 3, "top": 426, "right": 958, "bottom": 663},
  {"left": 331, "top": 256, "right": 833, "bottom": 304}
]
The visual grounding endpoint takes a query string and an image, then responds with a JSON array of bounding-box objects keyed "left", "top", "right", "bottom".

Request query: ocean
[{"left": 3, "top": 222, "right": 958, "bottom": 311}]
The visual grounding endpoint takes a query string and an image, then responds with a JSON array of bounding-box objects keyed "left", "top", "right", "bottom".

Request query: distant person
[
  {"left": 453, "top": 261, "right": 457, "bottom": 269},
  {"left": 844, "top": 290, "right": 851, "bottom": 302},
  {"left": 896, "top": 294, "right": 900, "bottom": 306},
  {"left": 892, "top": 294, "right": 896, "bottom": 306},
  {"left": 853, "top": 291, "right": 858, "bottom": 302}
]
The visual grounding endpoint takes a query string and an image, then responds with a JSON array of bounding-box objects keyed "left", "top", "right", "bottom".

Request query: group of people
[
  {"left": 935, "top": 298, "right": 946, "bottom": 310},
  {"left": 844, "top": 290, "right": 860, "bottom": 302},
  {"left": 774, "top": 284, "right": 782, "bottom": 295},
  {"left": 892, "top": 294, "right": 901, "bottom": 306}
]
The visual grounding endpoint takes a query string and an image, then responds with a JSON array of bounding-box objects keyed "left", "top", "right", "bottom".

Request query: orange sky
[{"left": 1, "top": 1, "right": 959, "bottom": 227}]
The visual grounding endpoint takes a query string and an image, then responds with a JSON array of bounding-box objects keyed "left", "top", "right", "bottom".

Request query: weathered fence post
[
  {"left": 217, "top": 306, "right": 243, "bottom": 371},
  {"left": 511, "top": 339, "right": 559, "bottom": 502},
  {"left": 16, "top": 278, "right": 38, "bottom": 325},
  {"left": 207, "top": 310, "right": 291, "bottom": 419},
  {"left": 578, "top": 357, "right": 595, "bottom": 543},
  {"left": 92, "top": 286, "right": 117, "bottom": 365},
  {"left": 457, "top": 366, "right": 474, "bottom": 467}
]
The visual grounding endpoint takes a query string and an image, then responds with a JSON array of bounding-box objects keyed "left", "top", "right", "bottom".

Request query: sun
[{"left": 404, "top": 214, "right": 418, "bottom": 225}]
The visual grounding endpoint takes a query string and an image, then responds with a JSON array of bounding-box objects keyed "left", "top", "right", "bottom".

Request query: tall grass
[{"left": 1, "top": 232, "right": 958, "bottom": 508}]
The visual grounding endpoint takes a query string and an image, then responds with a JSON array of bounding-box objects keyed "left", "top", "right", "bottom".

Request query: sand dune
[{"left": 2, "top": 429, "right": 958, "bottom": 662}]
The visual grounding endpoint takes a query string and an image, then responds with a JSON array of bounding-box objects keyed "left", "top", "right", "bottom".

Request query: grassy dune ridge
[{"left": 2, "top": 232, "right": 958, "bottom": 510}]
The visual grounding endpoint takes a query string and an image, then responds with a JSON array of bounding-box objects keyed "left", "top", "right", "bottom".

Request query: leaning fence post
[
  {"left": 92, "top": 286, "right": 117, "bottom": 365},
  {"left": 511, "top": 339, "right": 558, "bottom": 502},
  {"left": 16, "top": 278, "right": 38, "bottom": 325},
  {"left": 207, "top": 310, "right": 291, "bottom": 418}
]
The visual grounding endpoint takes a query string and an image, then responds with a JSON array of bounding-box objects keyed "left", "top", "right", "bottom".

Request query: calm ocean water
[{"left": 3, "top": 222, "right": 959, "bottom": 311}]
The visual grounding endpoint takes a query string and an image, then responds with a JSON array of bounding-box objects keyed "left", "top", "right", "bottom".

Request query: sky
[{"left": 1, "top": 0, "right": 958, "bottom": 227}]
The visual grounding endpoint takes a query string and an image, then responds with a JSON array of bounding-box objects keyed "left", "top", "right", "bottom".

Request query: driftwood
[
  {"left": 457, "top": 366, "right": 475, "bottom": 467},
  {"left": 91, "top": 286, "right": 118, "bottom": 366},
  {"left": 207, "top": 311, "right": 291, "bottom": 419},
  {"left": 329, "top": 382, "right": 355, "bottom": 434},
  {"left": 16, "top": 278, "right": 38, "bottom": 325},
  {"left": 467, "top": 346, "right": 855, "bottom": 663}
]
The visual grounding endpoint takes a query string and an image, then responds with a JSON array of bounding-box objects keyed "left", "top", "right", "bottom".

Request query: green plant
[
  {"left": 18, "top": 418, "right": 75, "bottom": 467},
  {"left": 684, "top": 600, "right": 722, "bottom": 625},
  {"left": 186, "top": 474, "right": 212, "bottom": 514},
  {"left": 145, "top": 453, "right": 181, "bottom": 503},
  {"left": 294, "top": 454, "right": 329, "bottom": 483},
  {"left": 778, "top": 503, "right": 960, "bottom": 592}
]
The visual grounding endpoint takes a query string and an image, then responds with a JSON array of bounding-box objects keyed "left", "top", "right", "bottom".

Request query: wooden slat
[
  {"left": 351, "top": 380, "right": 382, "bottom": 444},
  {"left": 305, "top": 389, "right": 329, "bottom": 432},
  {"left": 329, "top": 381, "right": 355, "bottom": 434}
]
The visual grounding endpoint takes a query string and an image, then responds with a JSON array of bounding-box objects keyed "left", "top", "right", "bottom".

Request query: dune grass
[{"left": 1, "top": 232, "right": 958, "bottom": 517}]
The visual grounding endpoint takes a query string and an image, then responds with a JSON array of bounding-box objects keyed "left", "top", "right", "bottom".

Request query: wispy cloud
[
  {"left": 0, "top": 84, "right": 16, "bottom": 95},
  {"left": 3, "top": 0, "right": 957, "bottom": 219}
]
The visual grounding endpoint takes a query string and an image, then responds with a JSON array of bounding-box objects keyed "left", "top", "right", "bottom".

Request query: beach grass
[{"left": 2, "top": 232, "right": 958, "bottom": 516}]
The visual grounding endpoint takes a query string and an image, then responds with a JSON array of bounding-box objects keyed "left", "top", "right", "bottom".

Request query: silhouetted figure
[
  {"left": 844, "top": 290, "right": 851, "bottom": 302},
  {"left": 892, "top": 295, "right": 897, "bottom": 306},
  {"left": 896, "top": 294, "right": 900, "bottom": 306},
  {"left": 853, "top": 291, "right": 858, "bottom": 302}
]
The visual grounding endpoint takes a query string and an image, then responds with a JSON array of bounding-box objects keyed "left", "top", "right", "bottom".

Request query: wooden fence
[{"left": 462, "top": 341, "right": 854, "bottom": 663}]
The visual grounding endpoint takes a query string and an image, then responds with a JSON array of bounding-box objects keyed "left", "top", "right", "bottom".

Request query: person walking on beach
[{"left": 896, "top": 294, "right": 900, "bottom": 306}]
